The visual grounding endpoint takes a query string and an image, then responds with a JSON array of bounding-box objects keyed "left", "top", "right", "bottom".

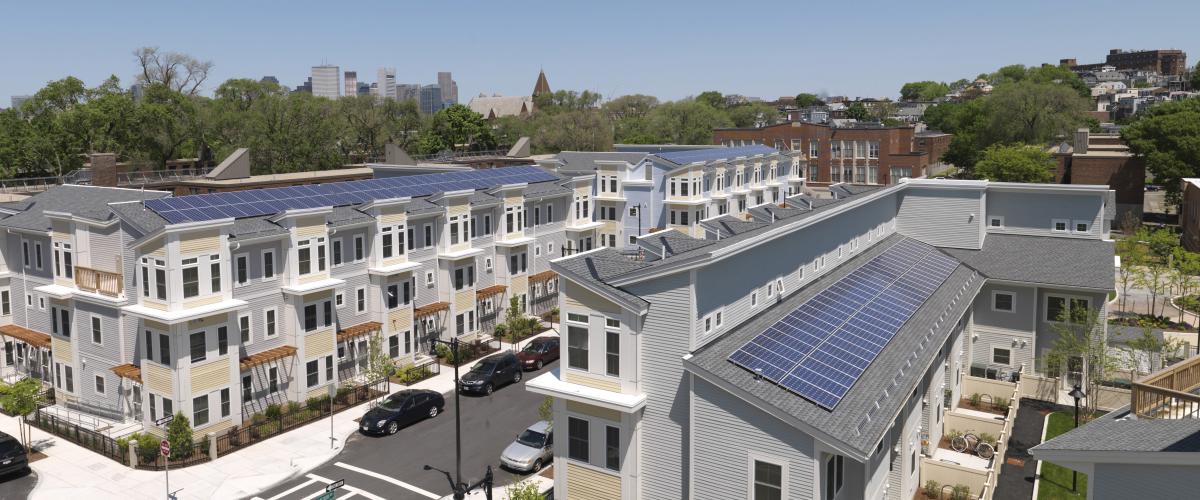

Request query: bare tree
[{"left": 133, "top": 47, "right": 213, "bottom": 96}]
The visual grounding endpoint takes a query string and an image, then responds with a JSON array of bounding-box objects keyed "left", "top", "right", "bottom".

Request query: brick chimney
[{"left": 90, "top": 153, "right": 117, "bottom": 187}]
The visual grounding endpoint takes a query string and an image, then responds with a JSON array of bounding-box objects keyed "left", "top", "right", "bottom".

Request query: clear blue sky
[{"left": 2, "top": 0, "right": 1197, "bottom": 105}]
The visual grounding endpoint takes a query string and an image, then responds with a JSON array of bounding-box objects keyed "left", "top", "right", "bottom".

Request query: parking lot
[{"left": 253, "top": 359, "right": 556, "bottom": 500}]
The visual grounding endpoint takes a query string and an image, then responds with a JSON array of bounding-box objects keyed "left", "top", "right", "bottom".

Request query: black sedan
[
  {"left": 459, "top": 352, "right": 522, "bottom": 395},
  {"left": 359, "top": 389, "right": 445, "bottom": 435},
  {"left": 0, "top": 432, "right": 28, "bottom": 476}
]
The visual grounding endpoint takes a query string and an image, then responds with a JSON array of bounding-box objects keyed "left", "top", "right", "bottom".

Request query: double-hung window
[
  {"left": 52, "top": 241, "right": 73, "bottom": 279},
  {"left": 193, "top": 395, "right": 209, "bottom": 427},
  {"left": 235, "top": 254, "right": 249, "bottom": 285},
  {"left": 755, "top": 459, "right": 785, "bottom": 500},
  {"left": 605, "top": 426, "right": 620, "bottom": 471},
  {"left": 209, "top": 255, "right": 222, "bottom": 293},
  {"left": 297, "top": 237, "right": 327, "bottom": 275},
  {"left": 332, "top": 238, "right": 343, "bottom": 265},
  {"left": 568, "top": 417, "right": 589, "bottom": 462},
  {"left": 605, "top": 319, "right": 620, "bottom": 377},
  {"left": 190, "top": 331, "right": 206, "bottom": 363},
  {"left": 566, "top": 314, "right": 589, "bottom": 370},
  {"left": 262, "top": 250, "right": 275, "bottom": 279},
  {"left": 306, "top": 360, "right": 319, "bottom": 387},
  {"left": 824, "top": 455, "right": 843, "bottom": 500},
  {"left": 239, "top": 315, "right": 251, "bottom": 343},
  {"left": 454, "top": 265, "right": 475, "bottom": 291},
  {"left": 182, "top": 257, "right": 200, "bottom": 298},
  {"left": 382, "top": 226, "right": 395, "bottom": 258}
]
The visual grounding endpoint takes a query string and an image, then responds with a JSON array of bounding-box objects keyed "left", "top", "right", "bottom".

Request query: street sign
[
  {"left": 159, "top": 440, "right": 170, "bottom": 457},
  {"left": 314, "top": 492, "right": 334, "bottom": 500},
  {"left": 326, "top": 479, "right": 345, "bottom": 492},
  {"left": 156, "top": 415, "right": 173, "bottom": 427}
]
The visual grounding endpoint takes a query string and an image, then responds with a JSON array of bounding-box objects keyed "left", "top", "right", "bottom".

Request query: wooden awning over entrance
[
  {"left": 337, "top": 321, "right": 381, "bottom": 343},
  {"left": 476, "top": 285, "right": 507, "bottom": 300},
  {"left": 239, "top": 345, "right": 298, "bottom": 372},
  {"left": 529, "top": 270, "right": 558, "bottom": 283},
  {"left": 111, "top": 364, "right": 142, "bottom": 383},
  {"left": 0, "top": 324, "right": 52, "bottom": 349},
  {"left": 414, "top": 301, "right": 450, "bottom": 317}
]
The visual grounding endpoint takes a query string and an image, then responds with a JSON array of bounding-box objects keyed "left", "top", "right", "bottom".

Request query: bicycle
[{"left": 950, "top": 430, "right": 996, "bottom": 459}]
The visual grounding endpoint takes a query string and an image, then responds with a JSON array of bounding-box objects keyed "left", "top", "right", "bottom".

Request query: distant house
[{"left": 467, "top": 94, "right": 535, "bottom": 120}]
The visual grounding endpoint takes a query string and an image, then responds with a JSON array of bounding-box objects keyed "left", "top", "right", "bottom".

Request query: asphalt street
[
  {"left": 0, "top": 466, "right": 36, "bottom": 500},
  {"left": 251, "top": 359, "right": 556, "bottom": 500}
]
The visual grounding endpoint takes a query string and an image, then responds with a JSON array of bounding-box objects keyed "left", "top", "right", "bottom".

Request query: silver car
[{"left": 500, "top": 420, "right": 553, "bottom": 472}]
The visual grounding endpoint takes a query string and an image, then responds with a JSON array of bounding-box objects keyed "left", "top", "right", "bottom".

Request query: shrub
[
  {"left": 336, "top": 385, "right": 354, "bottom": 404},
  {"left": 507, "top": 478, "right": 543, "bottom": 500},
  {"left": 265, "top": 403, "right": 283, "bottom": 420},
  {"left": 945, "top": 429, "right": 963, "bottom": 441},
  {"left": 923, "top": 480, "right": 941, "bottom": 499},
  {"left": 135, "top": 432, "right": 161, "bottom": 464},
  {"left": 395, "top": 365, "right": 433, "bottom": 384},
  {"left": 968, "top": 393, "right": 982, "bottom": 407},
  {"left": 286, "top": 401, "right": 303, "bottom": 415},
  {"left": 538, "top": 396, "right": 553, "bottom": 423},
  {"left": 979, "top": 432, "right": 997, "bottom": 446},
  {"left": 250, "top": 412, "right": 267, "bottom": 424},
  {"left": 198, "top": 434, "right": 211, "bottom": 458},
  {"left": 166, "top": 412, "right": 194, "bottom": 461},
  {"left": 306, "top": 396, "right": 327, "bottom": 413},
  {"left": 950, "top": 484, "right": 970, "bottom": 500},
  {"left": 434, "top": 343, "right": 451, "bottom": 361},
  {"left": 259, "top": 421, "right": 281, "bottom": 436},
  {"left": 994, "top": 399, "right": 1010, "bottom": 412}
]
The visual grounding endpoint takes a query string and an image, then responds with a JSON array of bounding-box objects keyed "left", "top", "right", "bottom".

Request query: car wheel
[
  {"left": 387, "top": 421, "right": 399, "bottom": 435},
  {"left": 535, "top": 360, "right": 543, "bottom": 370},
  {"left": 484, "top": 383, "right": 494, "bottom": 395},
  {"left": 514, "top": 371, "right": 523, "bottom": 383},
  {"left": 428, "top": 406, "right": 438, "bottom": 418},
  {"left": 532, "top": 459, "right": 543, "bottom": 472}
]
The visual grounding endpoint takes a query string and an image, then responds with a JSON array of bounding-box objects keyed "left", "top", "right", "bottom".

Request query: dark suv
[
  {"left": 459, "top": 352, "right": 522, "bottom": 395},
  {"left": 0, "top": 431, "right": 28, "bottom": 476}
]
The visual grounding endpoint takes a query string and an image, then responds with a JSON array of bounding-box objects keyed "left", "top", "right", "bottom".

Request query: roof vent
[{"left": 754, "top": 367, "right": 763, "bottom": 381}]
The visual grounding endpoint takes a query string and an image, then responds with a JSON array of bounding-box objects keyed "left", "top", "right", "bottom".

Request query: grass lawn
[{"left": 1037, "top": 412, "right": 1086, "bottom": 500}]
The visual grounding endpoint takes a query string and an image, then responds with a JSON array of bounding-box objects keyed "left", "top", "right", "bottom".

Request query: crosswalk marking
[
  {"left": 260, "top": 478, "right": 319, "bottom": 500},
  {"left": 334, "top": 461, "right": 441, "bottom": 499},
  {"left": 305, "top": 473, "right": 387, "bottom": 500}
]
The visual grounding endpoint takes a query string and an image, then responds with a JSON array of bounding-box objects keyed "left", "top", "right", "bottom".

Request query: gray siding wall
[
  {"left": 413, "top": 255, "right": 439, "bottom": 307},
  {"left": 330, "top": 226, "right": 369, "bottom": 275},
  {"left": 970, "top": 283, "right": 1037, "bottom": 372},
  {"left": 896, "top": 187, "right": 983, "bottom": 249},
  {"left": 1034, "top": 289, "right": 1108, "bottom": 367},
  {"left": 87, "top": 224, "right": 124, "bottom": 273},
  {"left": 337, "top": 273, "right": 372, "bottom": 328},
  {"left": 1092, "top": 464, "right": 1196, "bottom": 500},
  {"left": 626, "top": 271, "right": 692, "bottom": 500},
  {"left": 231, "top": 239, "right": 285, "bottom": 299},
  {"left": 985, "top": 191, "right": 1104, "bottom": 239},
  {"left": 691, "top": 378, "right": 815, "bottom": 500},
  {"left": 693, "top": 193, "right": 897, "bottom": 347}
]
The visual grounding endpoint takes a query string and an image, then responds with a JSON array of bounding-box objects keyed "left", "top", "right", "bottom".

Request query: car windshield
[
  {"left": 521, "top": 343, "right": 543, "bottom": 353},
  {"left": 516, "top": 429, "right": 546, "bottom": 448},
  {"left": 378, "top": 397, "right": 408, "bottom": 411},
  {"left": 472, "top": 361, "right": 497, "bottom": 373},
  {"left": 0, "top": 437, "right": 19, "bottom": 454}
]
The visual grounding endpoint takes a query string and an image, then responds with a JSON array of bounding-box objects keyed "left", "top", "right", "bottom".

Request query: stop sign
[{"left": 160, "top": 440, "right": 170, "bottom": 457}]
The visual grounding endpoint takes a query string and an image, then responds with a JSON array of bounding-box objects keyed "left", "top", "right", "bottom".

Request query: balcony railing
[
  {"left": 1131, "top": 354, "right": 1200, "bottom": 419},
  {"left": 75, "top": 266, "right": 123, "bottom": 297}
]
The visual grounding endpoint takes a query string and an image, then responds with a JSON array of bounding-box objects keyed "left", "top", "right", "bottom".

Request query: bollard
[
  {"left": 128, "top": 440, "right": 138, "bottom": 468},
  {"left": 208, "top": 432, "right": 217, "bottom": 460}
]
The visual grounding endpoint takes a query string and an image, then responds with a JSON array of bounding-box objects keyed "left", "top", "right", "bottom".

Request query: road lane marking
[
  {"left": 305, "top": 473, "right": 386, "bottom": 500},
  {"left": 264, "top": 478, "right": 319, "bottom": 500},
  {"left": 333, "top": 461, "right": 441, "bottom": 499}
]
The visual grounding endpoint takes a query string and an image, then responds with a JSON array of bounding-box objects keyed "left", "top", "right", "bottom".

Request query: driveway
[{"left": 252, "top": 359, "right": 557, "bottom": 500}]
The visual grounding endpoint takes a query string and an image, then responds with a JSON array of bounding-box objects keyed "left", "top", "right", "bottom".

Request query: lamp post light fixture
[
  {"left": 424, "top": 337, "right": 495, "bottom": 500},
  {"left": 1068, "top": 384, "right": 1087, "bottom": 493}
]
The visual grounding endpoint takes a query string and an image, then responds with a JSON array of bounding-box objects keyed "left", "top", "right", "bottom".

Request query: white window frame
[
  {"left": 34, "top": 241, "right": 43, "bottom": 270},
  {"left": 988, "top": 215, "right": 1004, "bottom": 229},
  {"left": 1051, "top": 218, "right": 1070, "bottom": 233},
  {"left": 991, "top": 290, "right": 1016, "bottom": 314},
  {"left": 426, "top": 271, "right": 435, "bottom": 288},
  {"left": 264, "top": 307, "right": 278, "bottom": 337},
  {"left": 238, "top": 313, "right": 252, "bottom": 344},
  {"left": 262, "top": 249, "right": 276, "bottom": 279},
  {"left": 1072, "top": 219, "right": 1091, "bottom": 234},
  {"left": 335, "top": 290, "right": 345, "bottom": 309},
  {"left": 355, "top": 286, "right": 367, "bottom": 313},
  {"left": 750, "top": 291, "right": 758, "bottom": 308},
  {"left": 1044, "top": 293, "right": 1091, "bottom": 324},
  {"left": 353, "top": 234, "right": 366, "bottom": 262},
  {"left": 331, "top": 238, "right": 344, "bottom": 267},
  {"left": 38, "top": 296, "right": 46, "bottom": 311},
  {"left": 94, "top": 374, "right": 106, "bottom": 395},
  {"left": 991, "top": 346, "right": 1012, "bottom": 366},
  {"left": 485, "top": 257, "right": 493, "bottom": 272},
  {"left": 747, "top": 452, "right": 790, "bottom": 500},
  {"left": 90, "top": 314, "right": 103, "bottom": 346},
  {"left": 234, "top": 253, "right": 250, "bottom": 286}
]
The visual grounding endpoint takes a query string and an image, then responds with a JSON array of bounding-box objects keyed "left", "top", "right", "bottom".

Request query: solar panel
[
  {"left": 728, "top": 239, "right": 958, "bottom": 410},
  {"left": 654, "top": 145, "right": 778, "bottom": 165},
  {"left": 144, "top": 166, "right": 560, "bottom": 224}
]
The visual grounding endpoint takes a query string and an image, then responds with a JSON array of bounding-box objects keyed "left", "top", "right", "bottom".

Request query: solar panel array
[
  {"left": 728, "top": 239, "right": 959, "bottom": 410},
  {"left": 144, "top": 166, "right": 559, "bottom": 224},
  {"left": 654, "top": 144, "right": 778, "bottom": 165}
]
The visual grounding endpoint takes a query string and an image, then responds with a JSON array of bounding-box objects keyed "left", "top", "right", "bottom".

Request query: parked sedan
[
  {"left": 0, "top": 431, "right": 28, "bottom": 477},
  {"left": 517, "top": 337, "right": 560, "bottom": 370},
  {"left": 459, "top": 352, "right": 522, "bottom": 395},
  {"left": 359, "top": 389, "right": 445, "bottom": 435},
  {"left": 500, "top": 420, "right": 553, "bottom": 473}
]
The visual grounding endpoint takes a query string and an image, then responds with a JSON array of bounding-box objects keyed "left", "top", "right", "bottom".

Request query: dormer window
[{"left": 298, "top": 237, "right": 327, "bottom": 275}]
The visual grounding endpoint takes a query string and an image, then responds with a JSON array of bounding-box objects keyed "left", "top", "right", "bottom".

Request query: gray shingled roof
[
  {"left": 688, "top": 235, "right": 982, "bottom": 459},
  {"left": 554, "top": 248, "right": 652, "bottom": 308},
  {"left": 468, "top": 191, "right": 500, "bottom": 206},
  {"left": 747, "top": 204, "right": 808, "bottom": 223},
  {"left": 109, "top": 200, "right": 169, "bottom": 236},
  {"left": 554, "top": 151, "right": 648, "bottom": 173},
  {"left": 640, "top": 229, "right": 717, "bottom": 258},
  {"left": 406, "top": 198, "right": 443, "bottom": 216},
  {"left": 0, "top": 185, "right": 170, "bottom": 232},
  {"left": 700, "top": 215, "right": 771, "bottom": 238},
  {"left": 229, "top": 217, "right": 287, "bottom": 240},
  {"left": 328, "top": 205, "right": 374, "bottom": 228},
  {"left": 523, "top": 181, "right": 573, "bottom": 199},
  {"left": 941, "top": 234, "right": 1115, "bottom": 291},
  {"left": 1032, "top": 407, "right": 1200, "bottom": 453}
]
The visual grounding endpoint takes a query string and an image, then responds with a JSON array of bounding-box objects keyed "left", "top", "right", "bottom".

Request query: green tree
[
  {"left": 727, "top": 102, "right": 782, "bottom": 128},
  {"left": 533, "top": 90, "right": 602, "bottom": 114},
  {"left": 506, "top": 478, "right": 544, "bottom": 500},
  {"left": 1168, "top": 247, "right": 1200, "bottom": 323},
  {"left": 530, "top": 109, "right": 613, "bottom": 153},
  {"left": 132, "top": 46, "right": 213, "bottom": 96},
  {"left": 1044, "top": 305, "right": 1115, "bottom": 416},
  {"left": 166, "top": 411, "right": 194, "bottom": 460},
  {"left": 899, "top": 81, "right": 950, "bottom": 101},
  {"left": 427, "top": 104, "right": 495, "bottom": 151},
  {"left": 136, "top": 83, "right": 201, "bottom": 168},
  {"left": 1192, "top": 63, "right": 1200, "bottom": 92},
  {"left": 793, "top": 93, "right": 823, "bottom": 108},
  {"left": 1115, "top": 236, "right": 1145, "bottom": 312},
  {"left": 365, "top": 334, "right": 394, "bottom": 385},
  {"left": 979, "top": 81, "right": 1090, "bottom": 146},
  {"left": 537, "top": 396, "right": 553, "bottom": 422},
  {"left": 1121, "top": 99, "right": 1200, "bottom": 205},
  {"left": 845, "top": 102, "right": 870, "bottom": 121},
  {"left": 695, "top": 91, "right": 725, "bottom": 109},
  {"left": 0, "top": 377, "right": 44, "bottom": 450},
  {"left": 496, "top": 296, "right": 542, "bottom": 350},
  {"left": 645, "top": 100, "right": 732, "bottom": 145},
  {"left": 973, "top": 144, "right": 1055, "bottom": 182}
]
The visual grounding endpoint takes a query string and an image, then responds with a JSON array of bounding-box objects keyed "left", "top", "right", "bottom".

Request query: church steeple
[{"left": 532, "top": 68, "right": 551, "bottom": 97}]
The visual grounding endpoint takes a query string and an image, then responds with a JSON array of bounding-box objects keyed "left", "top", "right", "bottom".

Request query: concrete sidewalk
[{"left": 4, "top": 326, "right": 559, "bottom": 500}]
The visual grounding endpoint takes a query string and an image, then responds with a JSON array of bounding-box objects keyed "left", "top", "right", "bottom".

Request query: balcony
[
  {"left": 1131, "top": 354, "right": 1200, "bottom": 419},
  {"left": 74, "top": 266, "right": 123, "bottom": 297}
]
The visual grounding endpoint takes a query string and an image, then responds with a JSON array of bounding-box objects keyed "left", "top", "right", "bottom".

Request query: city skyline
[{"left": 2, "top": 0, "right": 1197, "bottom": 106}]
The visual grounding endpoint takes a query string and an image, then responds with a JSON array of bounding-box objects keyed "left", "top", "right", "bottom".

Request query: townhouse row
[
  {"left": 0, "top": 167, "right": 598, "bottom": 437},
  {"left": 528, "top": 178, "right": 1117, "bottom": 500}
]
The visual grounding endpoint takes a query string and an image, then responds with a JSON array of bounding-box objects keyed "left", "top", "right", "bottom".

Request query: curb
[{"left": 1030, "top": 412, "right": 1050, "bottom": 500}]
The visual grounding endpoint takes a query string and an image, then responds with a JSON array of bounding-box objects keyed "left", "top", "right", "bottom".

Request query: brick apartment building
[
  {"left": 1062, "top": 48, "right": 1188, "bottom": 76},
  {"left": 1052, "top": 128, "right": 1144, "bottom": 223},
  {"left": 713, "top": 122, "right": 951, "bottom": 186}
]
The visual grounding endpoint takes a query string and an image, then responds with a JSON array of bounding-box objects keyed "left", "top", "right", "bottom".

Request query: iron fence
[{"left": 28, "top": 407, "right": 126, "bottom": 464}]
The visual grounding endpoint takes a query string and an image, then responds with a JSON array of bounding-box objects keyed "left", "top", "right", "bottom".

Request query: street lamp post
[
  {"left": 425, "top": 337, "right": 495, "bottom": 500},
  {"left": 1068, "top": 385, "right": 1087, "bottom": 493}
]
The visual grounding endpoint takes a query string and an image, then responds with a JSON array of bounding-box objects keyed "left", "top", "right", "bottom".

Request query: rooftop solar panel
[
  {"left": 654, "top": 144, "right": 778, "bottom": 165},
  {"left": 144, "top": 166, "right": 559, "bottom": 224},
  {"left": 728, "top": 239, "right": 958, "bottom": 410}
]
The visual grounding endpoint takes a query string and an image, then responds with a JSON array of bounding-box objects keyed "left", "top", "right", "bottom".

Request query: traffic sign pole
[{"left": 160, "top": 440, "right": 171, "bottom": 500}]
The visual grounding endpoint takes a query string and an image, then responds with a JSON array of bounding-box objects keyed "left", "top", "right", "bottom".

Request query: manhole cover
[{"left": 1006, "top": 457, "right": 1025, "bottom": 467}]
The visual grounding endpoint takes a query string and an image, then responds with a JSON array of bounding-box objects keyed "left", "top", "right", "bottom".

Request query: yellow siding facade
[
  {"left": 388, "top": 308, "right": 413, "bottom": 335},
  {"left": 191, "top": 358, "right": 230, "bottom": 395},
  {"left": 51, "top": 337, "right": 71, "bottom": 363},
  {"left": 511, "top": 275, "right": 528, "bottom": 299},
  {"left": 566, "top": 463, "right": 621, "bottom": 500},
  {"left": 201, "top": 418, "right": 235, "bottom": 436},
  {"left": 454, "top": 289, "right": 475, "bottom": 313},
  {"left": 564, "top": 372, "right": 622, "bottom": 393},
  {"left": 144, "top": 362, "right": 173, "bottom": 395},
  {"left": 379, "top": 206, "right": 406, "bottom": 225},
  {"left": 145, "top": 237, "right": 166, "bottom": 258},
  {"left": 295, "top": 215, "right": 327, "bottom": 239},
  {"left": 183, "top": 295, "right": 224, "bottom": 309},
  {"left": 179, "top": 229, "right": 221, "bottom": 255},
  {"left": 565, "top": 400, "right": 621, "bottom": 422},
  {"left": 563, "top": 282, "right": 620, "bottom": 314},
  {"left": 305, "top": 328, "right": 335, "bottom": 358}
]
